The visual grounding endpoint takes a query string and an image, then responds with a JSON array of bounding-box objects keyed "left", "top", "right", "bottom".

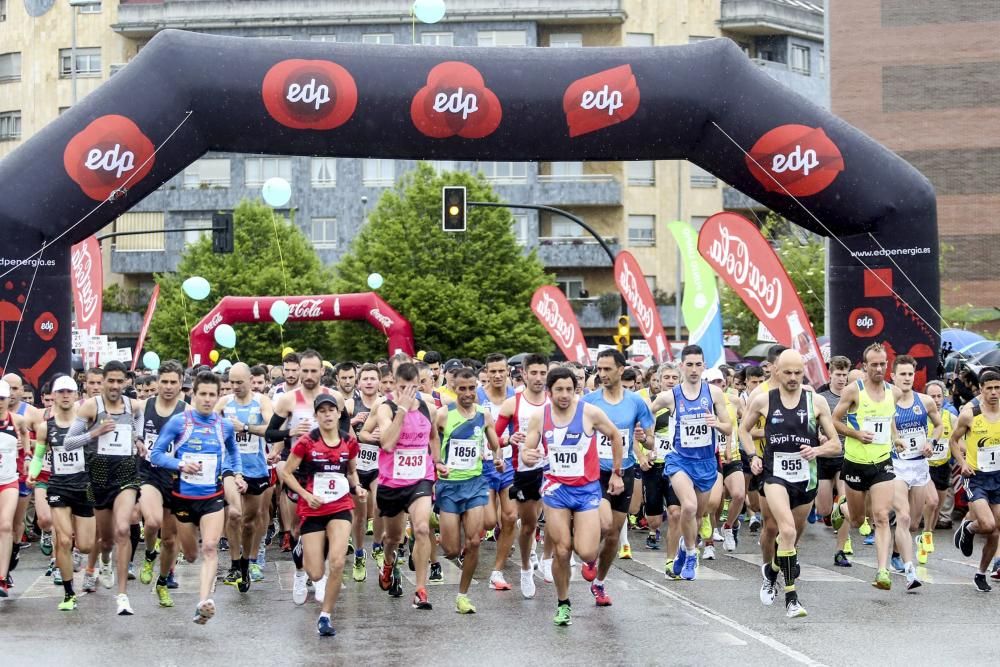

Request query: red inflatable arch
[{"left": 189, "top": 293, "right": 415, "bottom": 365}]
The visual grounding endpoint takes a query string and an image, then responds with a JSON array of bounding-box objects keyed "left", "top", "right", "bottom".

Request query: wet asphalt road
[{"left": 4, "top": 518, "right": 1000, "bottom": 666}]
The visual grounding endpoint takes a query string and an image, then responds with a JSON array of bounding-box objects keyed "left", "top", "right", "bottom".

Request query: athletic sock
[
  {"left": 9, "top": 543, "right": 20, "bottom": 572},
  {"left": 594, "top": 578, "right": 604, "bottom": 588},
  {"left": 777, "top": 549, "right": 798, "bottom": 592},
  {"left": 156, "top": 575, "right": 168, "bottom": 586},
  {"left": 355, "top": 548, "right": 364, "bottom": 558},
  {"left": 558, "top": 598, "right": 570, "bottom": 607},
  {"left": 292, "top": 538, "right": 304, "bottom": 569},
  {"left": 63, "top": 579, "right": 75, "bottom": 597},
  {"left": 319, "top": 611, "right": 331, "bottom": 620},
  {"left": 145, "top": 549, "right": 158, "bottom": 562}
]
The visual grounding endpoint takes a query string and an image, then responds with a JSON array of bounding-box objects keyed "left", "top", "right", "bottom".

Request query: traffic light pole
[{"left": 467, "top": 201, "right": 627, "bottom": 317}]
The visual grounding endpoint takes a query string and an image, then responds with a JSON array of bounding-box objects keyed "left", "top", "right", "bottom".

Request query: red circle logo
[
  {"left": 34, "top": 311, "right": 58, "bottom": 342},
  {"left": 411, "top": 62, "right": 503, "bottom": 139},
  {"left": 746, "top": 124, "right": 844, "bottom": 197},
  {"left": 63, "top": 115, "right": 156, "bottom": 202},
  {"left": 848, "top": 307, "right": 884, "bottom": 338},
  {"left": 262, "top": 59, "right": 358, "bottom": 130}
]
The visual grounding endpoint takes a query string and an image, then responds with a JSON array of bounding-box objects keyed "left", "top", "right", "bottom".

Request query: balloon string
[
  {"left": 2, "top": 243, "right": 44, "bottom": 373},
  {"left": 270, "top": 210, "right": 289, "bottom": 294}
]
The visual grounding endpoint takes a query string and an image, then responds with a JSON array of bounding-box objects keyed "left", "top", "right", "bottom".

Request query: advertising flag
[
  {"left": 614, "top": 251, "right": 671, "bottom": 362},
  {"left": 667, "top": 221, "right": 725, "bottom": 368},
  {"left": 531, "top": 286, "right": 591, "bottom": 365}
]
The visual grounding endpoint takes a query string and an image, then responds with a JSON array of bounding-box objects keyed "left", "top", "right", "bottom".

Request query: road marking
[
  {"left": 726, "top": 552, "right": 864, "bottom": 582},
  {"left": 714, "top": 632, "right": 748, "bottom": 646},
  {"left": 620, "top": 569, "right": 828, "bottom": 667},
  {"left": 629, "top": 549, "right": 736, "bottom": 580}
]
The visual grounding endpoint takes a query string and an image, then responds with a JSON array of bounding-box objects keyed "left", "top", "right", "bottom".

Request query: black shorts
[
  {"left": 761, "top": 479, "right": 817, "bottom": 509},
  {"left": 244, "top": 476, "right": 272, "bottom": 496},
  {"left": 377, "top": 479, "right": 434, "bottom": 518},
  {"left": 138, "top": 461, "right": 177, "bottom": 511},
  {"left": 93, "top": 483, "right": 139, "bottom": 511},
  {"left": 599, "top": 466, "right": 635, "bottom": 515},
  {"left": 509, "top": 468, "right": 544, "bottom": 503},
  {"left": 749, "top": 472, "right": 764, "bottom": 494},
  {"left": 818, "top": 456, "right": 845, "bottom": 481},
  {"left": 842, "top": 458, "right": 895, "bottom": 492},
  {"left": 642, "top": 463, "right": 672, "bottom": 517},
  {"left": 172, "top": 495, "right": 226, "bottom": 524},
  {"left": 358, "top": 469, "right": 378, "bottom": 491},
  {"left": 46, "top": 484, "right": 95, "bottom": 518},
  {"left": 300, "top": 510, "right": 353, "bottom": 535},
  {"left": 929, "top": 464, "right": 951, "bottom": 492},
  {"left": 722, "top": 460, "right": 743, "bottom": 479}
]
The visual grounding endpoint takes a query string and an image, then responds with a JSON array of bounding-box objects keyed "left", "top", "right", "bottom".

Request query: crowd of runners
[{"left": 1, "top": 341, "right": 996, "bottom": 636}]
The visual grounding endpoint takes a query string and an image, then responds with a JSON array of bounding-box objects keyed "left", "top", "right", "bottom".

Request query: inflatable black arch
[{"left": 0, "top": 30, "right": 939, "bottom": 386}]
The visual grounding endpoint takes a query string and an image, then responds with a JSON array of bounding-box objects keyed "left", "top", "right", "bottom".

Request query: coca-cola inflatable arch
[
  {"left": 190, "top": 294, "right": 415, "bottom": 365},
  {"left": 0, "top": 31, "right": 938, "bottom": 385}
]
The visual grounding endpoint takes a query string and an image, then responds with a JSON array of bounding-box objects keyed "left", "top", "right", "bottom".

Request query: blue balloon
[
  {"left": 367, "top": 272, "right": 384, "bottom": 290},
  {"left": 142, "top": 351, "right": 160, "bottom": 371},
  {"left": 182, "top": 276, "right": 210, "bottom": 301},
  {"left": 270, "top": 299, "right": 290, "bottom": 326},
  {"left": 214, "top": 323, "right": 236, "bottom": 348},
  {"left": 217, "top": 359, "right": 232, "bottom": 372},
  {"left": 413, "top": 0, "right": 446, "bottom": 23},
  {"left": 261, "top": 177, "right": 291, "bottom": 207}
]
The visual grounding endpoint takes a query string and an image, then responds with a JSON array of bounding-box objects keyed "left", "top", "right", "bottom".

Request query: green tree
[
  {"left": 720, "top": 213, "right": 826, "bottom": 354},
  {"left": 146, "top": 200, "right": 336, "bottom": 364},
  {"left": 330, "top": 163, "right": 553, "bottom": 360}
]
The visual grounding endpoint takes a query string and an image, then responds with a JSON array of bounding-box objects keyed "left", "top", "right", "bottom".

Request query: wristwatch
[
  {"left": 612, "top": 467, "right": 623, "bottom": 477},
  {"left": 243, "top": 424, "right": 249, "bottom": 434}
]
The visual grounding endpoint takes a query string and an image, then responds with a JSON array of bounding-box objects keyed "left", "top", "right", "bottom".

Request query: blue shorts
[
  {"left": 965, "top": 471, "right": 1000, "bottom": 505},
  {"left": 665, "top": 454, "right": 719, "bottom": 494},
  {"left": 541, "top": 480, "right": 602, "bottom": 513},
  {"left": 435, "top": 476, "right": 489, "bottom": 515},
  {"left": 18, "top": 480, "right": 31, "bottom": 498},
  {"left": 483, "top": 461, "right": 515, "bottom": 493}
]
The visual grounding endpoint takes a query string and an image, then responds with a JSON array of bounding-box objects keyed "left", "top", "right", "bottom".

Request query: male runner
[
  {"left": 522, "top": 367, "right": 623, "bottom": 626},
  {"left": 0, "top": 379, "right": 31, "bottom": 597},
  {"left": 923, "top": 380, "right": 954, "bottom": 558},
  {"left": 152, "top": 371, "right": 243, "bottom": 623},
  {"left": 4, "top": 373, "right": 45, "bottom": 573},
  {"left": 638, "top": 363, "right": 680, "bottom": 556},
  {"left": 817, "top": 356, "right": 853, "bottom": 565},
  {"left": 270, "top": 352, "right": 301, "bottom": 398},
  {"left": 63, "top": 360, "right": 143, "bottom": 615},
  {"left": 650, "top": 345, "right": 733, "bottom": 581},
  {"left": 436, "top": 368, "right": 503, "bottom": 613},
  {"left": 347, "top": 363, "right": 382, "bottom": 579},
  {"left": 581, "top": 349, "right": 653, "bottom": 606},
  {"left": 335, "top": 362, "right": 358, "bottom": 400},
  {"left": 741, "top": 350, "right": 843, "bottom": 617}
]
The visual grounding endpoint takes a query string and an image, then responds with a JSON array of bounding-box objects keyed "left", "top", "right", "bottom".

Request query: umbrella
[
  {"left": 507, "top": 353, "right": 528, "bottom": 366},
  {"left": 941, "top": 328, "right": 986, "bottom": 351},
  {"left": 971, "top": 347, "right": 1000, "bottom": 367},
  {"left": 743, "top": 342, "right": 776, "bottom": 360},
  {"left": 958, "top": 339, "right": 996, "bottom": 357}
]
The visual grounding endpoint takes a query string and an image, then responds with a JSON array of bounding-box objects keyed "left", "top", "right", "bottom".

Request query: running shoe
[
  {"left": 353, "top": 554, "right": 367, "bottom": 582},
  {"left": 82, "top": 571, "right": 97, "bottom": 593},
  {"left": 223, "top": 568, "right": 241, "bottom": 587},
  {"left": 921, "top": 531, "right": 935, "bottom": 553},
  {"left": 664, "top": 559, "right": 680, "bottom": 580},
  {"left": 703, "top": 545, "right": 716, "bottom": 561},
  {"left": 366, "top": 518, "right": 374, "bottom": 536},
  {"left": 0, "top": 578, "right": 8, "bottom": 598},
  {"left": 553, "top": 603, "right": 572, "bottom": 626},
  {"left": 58, "top": 594, "right": 78, "bottom": 611},
  {"left": 786, "top": 598, "right": 808, "bottom": 618},
  {"left": 712, "top": 527, "right": 724, "bottom": 543},
  {"left": 873, "top": 568, "right": 892, "bottom": 590},
  {"left": 313, "top": 576, "right": 327, "bottom": 603},
  {"left": 455, "top": 593, "right": 476, "bottom": 614},
  {"left": 373, "top": 545, "right": 385, "bottom": 569},
  {"left": 618, "top": 543, "right": 632, "bottom": 560},
  {"left": 520, "top": 569, "right": 536, "bottom": 599},
  {"left": 127, "top": 563, "right": 136, "bottom": 581},
  {"left": 722, "top": 528, "right": 736, "bottom": 552},
  {"left": 53, "top": 568, "right": 63, "bottom": 586},
  {"left": 72, "top": 548, "right": 83, "bottom": 572},
  {"left": 139, "top": 558, "right": 155, "bottom": 585},
  {"left": 99, "top": 561, "right": 113, "bottom": 589},
  {"left": 292, "top": 571, "right": 308, "bottom": 605},
  {"left": 529, "top": 551, "right": 540, "bottom": 570},
  {"left": 429, "top": 562, "right": 443, "bottom": 583},
  {"left": 389, "top": 564, "right": 403, "bottom": 598},
  {"left": 40, "top": 532, "right": 53, "bottom": 556},
  {"left": 646, "top": 533, "right": 660, "bottom": 550},
  {"left": 834, "top": 550, "right": 852, "bottom": 567},
  {"left": 807, "top": 506, "right": 818, "bottom": 524},
  {"left": 890, "top": 555, "right": 905, "bottom": 573},
  {"left": 156, "top": 584, "right": 174, "bottom": 608},
  {"left": 280, "top": 532, "right": 292, "bottom": 552},
  {"left": 954, "top": 520, "right": 975, "bottom": 558},
  {"left": 759, "top": 564, "right": 777, "bottom": 605},
  {"left": 864, "top": 534, "right": 875, "bottom": 546},
  {"left": 672, "top": 543, "right": 687, "bottom": 577},
  {"left": 412, "top": 587, "right": 432, "bottom": 610},
  {"left": 165, "top": 571, "right": 178, "bottom": 589},
  {"left": 831, "top": 500, "right": 845, "bottom": 531},
  {"left": 193, "top": 599, "right": 215, "bottom": 625},
  {"left": 542, "top": 558, "right": 554, "bottom": 583},
  {"left": 905, "top": 566, "right": 922, "bottom": 591},
  {"left": 317, "top": 615, "right": 336, "bottom": 636},
  {"left": 219, "top": 537, "right": 229, "bottom": 552},
  {"left": 916, "top": 536, "right": 928, "bottom": 565},
  {"left": 974, "top": 573, "right": 992, "bottom": 593},
  {"left": 590, "top": 582, "right": 612, "bottom": 606},
  {"left": 680, "top": 555, "right": 697, "bottom": 580},
  {"left": 116, "top": 593, "right": 134, "bottom": 616},
  {"left": 249, "top": 563, "right": 264, "bottom": 582},
  {"left": 748, "top": 514, "right": 762, "bottom": 533},
  {"left": 581, "top": 560, "right": 598, "bottom": 582},
  {"left": 379, "top": 562, "right": 393, "bottom": 590},
  {"left": 699, "top": 515, "right": 712, "bottom": 541},
  {"left": 859, "top": 517, "right": 872, "bottom": 536},
  {"left": 843, "top": 537, "right": 854, "bottom": 555},
  {"left": 238, "top": 561, "right": 252, "bottom": 593},
  {"left": 489, "top": 571, "right": 511, "bottom": 590}
]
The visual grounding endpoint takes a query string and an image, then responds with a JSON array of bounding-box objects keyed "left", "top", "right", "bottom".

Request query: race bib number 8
[
  {"left": 313, "top": 472, "right": 348, "bottom": 503},
  {"left": 773, "top": 451, "right": 808, "bottom": 483}
]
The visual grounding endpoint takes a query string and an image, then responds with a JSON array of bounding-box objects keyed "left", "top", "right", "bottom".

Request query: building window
[
  {"left": 183, "top": 218, "right": 211, "bottom": 247},
  {"left": 311, "top": 217, "right": 337, "bottom": 249},
  {"left": 0, "top": 0, "right": 6, "bottom": 22},
  {"left": 477, "top": 31, "right": 527, "bottom": 47},
  {"left": 0, "top": 52, "right": 20, "bottom": 82},
  {"left": 421, "top": 32, "right": 454, "bottom": 46},
  {"left": 549, "top": 33, "right": 582, "bottom": 48},
  {"left": 79, "top": 1, "right": 101, "bottom": 13},
  {"left": 550, "top": 219, "right": 583, "bottom": 238},
  {"left": 429, "top": 160, "right": 457, "bottom": 173},
  {"left": 245, "top": 157, "right": 291, "bottom": 188},
  {"left": 183, "top": 158, "right": 231, "bottom": 188},
  {"left": 363, "top": 159, "right": 395, "bottom": 186},
  {"left": 59, "top": 47, "right": 101, "bottom": 78},
  {"left": 628, "top": 215, "right": 656, "bottom": 247},
  {"left": 478, "top": 161, "right": 527, "bottom": 184},
  {"left": 690, "top": 164, "right": 718, "bottom": 188},
  {"left": 311, "top": 157, "right": 337, "bottom": 187},
  {"left": 625, "top": 32, "right": 654, "bottom": 47},
  {"left": 549, "top": 162, "right": 584, "bottom": 180},
  {"left": 512, "top": 214, "right": 528, "bottom": 246},
  {"left": 627, "top": 160, "right": 655, "bottom": 186},
  {"left": 818, "top": 49, "right": 825, "bottom": 76},
  {"left": 362, "top": 34, "right": 395, "bottom": 45},
  {"left": 310, "top": 34, "right": 337, "bottom": 42},
  {"left": 790, "top": 44, "right": 811, "bottom": 75},
  {"left": 0, "top": 110, "right": 20, "bottom": 140},
  {"left": 556, "top": 277, "right": 586, "bottom": 299},
  {"left": 645, "top": 275, "right": 656, "bottom": 292}
]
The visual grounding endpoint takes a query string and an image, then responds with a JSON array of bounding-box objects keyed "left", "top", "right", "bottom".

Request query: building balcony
[
  {"left": 536, "top": 236, "right": 618, "bottom": 269},
  {"left": 750, "top": 58, "right": 829, "bottom": 108},
  {"left": 535, "top": 173, "right": 623, "bottom": 207},
  {"left": 720, "top": 0, "right": 824, "bottom": 41},
  {"left": 115, "top": 0, "right": 625, "bottom": 36}
]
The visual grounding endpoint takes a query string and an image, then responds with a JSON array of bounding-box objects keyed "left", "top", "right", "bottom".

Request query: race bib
[
  {"left": 548, "top": 445, "right": 585, "bottom": 477},
  {"left": 143, "top": 433, "right": 157, "bottom": 462},
  {"left": 929, "top": 439, "right": 949, "bottom": 463},
  {"left": 393, "top": 450, "right": 426, "bottom": 480},
  {"left": 180, "top": 453, "right": 217, "bottom": 486},
  {"left": 52, "top": 447, "right": 85, "bottom": 475},
  {"left": 899, "top": 427, "right": 927, "bottom": 460},
  {"left": 236, "top": 430, "right": 261, "bottom": 456},
  {"left": 773, "top": 451, "right": 809, "bottom": 483},
  {"left": 356, "top": 443, "right": 380, "bottom": 472},
  {"left": 680, "top": 414, "right": 711, "bottom": 448},
  {"left": 446, "top": 438, "right": 480, "bottom": 471},
  {"left": 97, "top": 424, "right": 133, "bottom": 456},
  {"left": 979, "top": 445, "right": 1000, "bottom": 473},
  {"left": 597, "top": 429, "right": 631, "bottom": 460},
  {"left": 0, "top": 447, "right": 16, "bottom": 480},
  {"left": 313, "top": 471, "right": 349, "bottom": 503},
  {"left": 653, "top": 435, "right": 672, "bottom": 459},
  {"left": 862, "top": 417, "right": 891, "bottom": 446}
]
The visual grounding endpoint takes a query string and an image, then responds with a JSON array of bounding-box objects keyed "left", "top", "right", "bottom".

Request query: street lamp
[{"left": 68, "top": 0, "right": 102, "bottom": 106}]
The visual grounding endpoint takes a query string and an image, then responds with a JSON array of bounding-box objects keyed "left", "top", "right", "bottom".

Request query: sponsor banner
[
  {"left": 666, "top": 221, "right": 725, "bottom": 369},
  {"left": 70, "top": 237, "right": 103, "bottom": 335},
  {"left": 563, "top": 64, "right": 640, "bottom": 138},
  {"left": 131, "top": 284, "right": 159, "bottom": 371},
  {"left": 262, "top": 60, "right": 358, "bottom": 130},
  {"left": 64, "top": 116, "right": 155, "bottom": 201},
  {"left": 614, "top": 251, "right": 671, "bottom": 363},
  {"left": 745, "top": 124, "right": 844, "bottom": 197},
  {"left": 411, "top": 62, "right": 502, "bottom": 139},
  {"left": 531, "top": 286, "right": 591, "bottom": 365},
  {"left": 697, "top": 212, "right": 827, "bottom": 384}
]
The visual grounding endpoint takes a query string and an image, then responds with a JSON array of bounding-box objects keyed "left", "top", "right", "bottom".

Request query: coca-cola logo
[
  {"left": 533, "top": 292, "right": 576, "bottom": 349},
  {"left": 563, "top": 65, "right": 640, "bottom": 138},
  {"left": 262, "top": 59, "right": 358, "bottom": 130},
  {"left": 202, "top": 312, "right": 223, "bottom": 334},
  {"left": 34, "top": 311, "right": 58, "bottom": 342},
  {"left": 289, "top": 299, "right": 324, "bottom": 319},
  {"left": 369, "top": 308, "right": 394, "bottom": 329},
  {"left": 848, "top": 307, "right": 884, "bottom": 338},
  {"left": 746, "top": 124, "right": 844, "bottom": 197},
  {"left": 706, "top": 224, "right": 783, "bottom": 319},
  {"left": 71, "top": 243, "right": 100, "bottom": 325},
  {"left": 616, "top": 259, "right": 655, "bottom": 337},
  {"left": 63, "top": 115, "right": 155, "bottom": 201},
  {"left": 411, "top": 62, "right": 502, "bottom": 139}
]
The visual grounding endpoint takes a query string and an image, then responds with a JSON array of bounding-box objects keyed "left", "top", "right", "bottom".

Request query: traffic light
[
  {"left": 212, "top": 211, "right": 234, "bottom": 253},
  {"left": 442, "top": 186, "right": 466, "bottom": 232},
  {"left": 613, "top": 314, "right": 631, "bottom": 352}
]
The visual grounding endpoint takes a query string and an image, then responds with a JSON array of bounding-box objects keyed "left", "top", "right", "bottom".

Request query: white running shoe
[
  {"left": 82, "top": 571, "right": 97, "bottom": 593},
  {"left": 99, "top": 561, "right": 114, "bottom": 589},
  {"left": 703, "top": 545, "right": 716, "bottom": 561},
  {"left": 785, "top": 599, "right": 807, "bottom": 618},
  {"left": 542, "top": 559, "right": 554, "bottom": 583},
  {"left": 712, "top": 528, "right": 724, "bottom": 543},
  {"left": 193, "top": 599, "right": 215, "bottom": 625},
  {"left": 314, "top": 576, "right": 327, "bottom": 602},
  {"left": 722, "top": 528, "right": 736, "bottom": 552},
  {"left": 292, "top": 571, "right": 308, "bottom": 605},
  {"left": 489, "top": 571, "right": 511, "bottom": 591},
  {"left": 116, "top": 593, "right": 134, "bottom": 616},
  {"left": 759, "top": 564, "right": 777, "bottom": 606},
  {"left": 520, "top": 569, "right": 536, "bottom": 599}
]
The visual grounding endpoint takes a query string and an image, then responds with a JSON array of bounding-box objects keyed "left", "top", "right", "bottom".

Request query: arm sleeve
[
  {"left": 494, "top": 414, "right": 512, "bottom": 437},
  {"left": 265, "top": 412, "right": 290, "bottom": 443},
  {"left": 224, "top": 423, "right": 242, "bottom": 475},
  {"left": 133, "top": 409, "right": 144, "bottom": 442},
  {"left": 150, "top": 415, "right": 183, "bottom": 471},
  {"left": 62, "top": 418, "right": 92, "bottom": 452},
  {"left": 29, "top": 440, "right": 47, "bottom": 478}
]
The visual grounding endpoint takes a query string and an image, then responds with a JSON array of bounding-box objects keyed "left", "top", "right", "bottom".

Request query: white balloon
[{"left": 413, "top": 0, "right": 446, "bottom": 24}]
